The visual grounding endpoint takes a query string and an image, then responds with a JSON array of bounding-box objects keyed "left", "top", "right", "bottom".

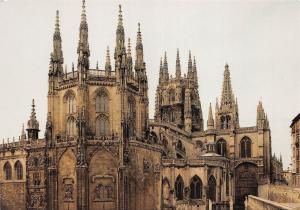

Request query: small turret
[
  {"left": 26, "top": 99, "right": 40, "bottom": 140},
  {"left": 20, "top": 123, "right": 26, "bottom": 145},
  {"left": 207, "top": 103, "right": 214, "bottom": 130}
]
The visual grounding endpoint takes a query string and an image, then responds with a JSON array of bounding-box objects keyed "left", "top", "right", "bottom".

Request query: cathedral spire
[
  {"left": 20, "top": 123, "right": 26, "bottom": 145},
  {"left": 193, "top": 56, "right": 198, "bottom": 86},
  {"left": 159, "top": 57, "right": 164, "bottom": 85},
  {"left": 105, "top": 46, "right": 112, "bottom": 76},
  {"left": 187, "top": 51, "right": 193, "bottom": 79},
  {"left": 176, "top": 49, "right": 181, "bottom": 80},
  {"left": 135, "top": 23, "right": 144, "bottom": 69},
  {"left": 207, "top": 103, "right": 214, "bottom": 130},
  {"left": 115, "top": 5, "right": 125, "bottom": 54},
  {"left": 77, "top": 0, "right": 90, "bottom": 72},
  {"left": 49, "top": 10, "right": 64, "bottom": 77},
  {"left": 163, "top": 52, "right": 169, "bottom": 81},
  {"left": 220, "top": 63, "right": 234, "bottom": 109}
]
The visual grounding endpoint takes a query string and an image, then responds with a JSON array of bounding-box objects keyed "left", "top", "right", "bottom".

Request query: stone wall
[
  {"left": 258, "top": 184, "right": 300, "bottom": 203},
  {"left": 246, "top": 195, "right": 294, "bottom": 210},
  {"left": 0, "top": 182, "right": 26, "bottom": 210}
]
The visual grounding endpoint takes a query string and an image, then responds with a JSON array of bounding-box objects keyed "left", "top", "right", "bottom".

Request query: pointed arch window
[
  {"left": 96, "top": 92, "right": 109, "bottom": 113},
  {"left": 208, "top": 176, "right": 216, "bottom": 202},
  {"left": 96, "top": 116, "right": 109, "bottom": 136},
  {"left": 66, "top": 93, "right": 76, "bottom": 114},
  {"left": 241, "top": 137, "right": 252, "bottom": 158},
  {"left": 4, "top": 162, "right": 12, "bottom": 180},
  {"left": 190, "top": 175, "right": 202, "bottom": 199},
  {"left": 216, "top": 139, "right": 227, "bottom": 157},
  {"left": 175, "top": 175, "right": 184, "bottom": 200},
  {"left": 14, "top": 161, "right": 23, "bottom": 180},
  {"left": 66, "top": 117, "right": 76, "bottom": 137}
]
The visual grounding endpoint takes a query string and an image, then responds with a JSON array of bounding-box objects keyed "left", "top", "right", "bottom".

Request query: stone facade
[{"left": 0, "top": 1, "right": 278, "bottom": 210}]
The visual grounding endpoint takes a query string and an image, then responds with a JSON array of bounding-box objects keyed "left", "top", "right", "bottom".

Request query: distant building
[{"left": 291, "top": 113, "right": 300, "bottom": 186}]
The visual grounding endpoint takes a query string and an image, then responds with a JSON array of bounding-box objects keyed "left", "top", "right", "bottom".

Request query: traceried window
[
  {"left": 14, "top": 161, "right": 23, "bottom": 180},
  {"left": 4, "top": 162, "right": 12, "bottom": 180},
  {"left": 216, "top": 139, "right": 227, "bottom": 156},
  {"left": 175, "top": 175, "right": 184, "bottom": 200},
  {"left": 190, "top": 175, "right": 202, "bottom": 199},
  {"left": 96, "top": 116, "right": 109, "bottom": 136},
  {"left": 66, "top": 93, "right": 76, "bottom": 114},
  {"left": 241, "top": 137, "right": 252, "bottom": 158},
  {"left": 66, "top": 117, "right": 76, "bottom": 137},
  {"left": 96, "top": 92, "right": 109, "bottom": 113}
]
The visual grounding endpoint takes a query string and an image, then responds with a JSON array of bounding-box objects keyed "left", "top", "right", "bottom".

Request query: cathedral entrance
[{"left": 234, "top": 162, "right": 258, "bottom": 210}]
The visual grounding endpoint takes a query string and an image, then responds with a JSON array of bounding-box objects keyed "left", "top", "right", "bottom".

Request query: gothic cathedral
[{"left": 0, "top": 1, "right": 273, "bottom": 210}]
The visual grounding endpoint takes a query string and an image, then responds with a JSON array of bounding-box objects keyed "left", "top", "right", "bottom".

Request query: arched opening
[
  {"left": 175, "top": 175, "right": 184, "bottom": 200},
  {"left": 221, "top": 115, "right": 231, "bottom": 129},
  {"left": 162, "top": 178, "right": 171, "bottom": 206},
  {"left": 96, "top": 91, "right": 109, "bottom": 113},
  {"left": 235, "top": 162, "right": 258, "bottom": 208},
  {"left": 240, "top": 137, "right": 252, "bottom": 158},
  {"left": 190, "top": 175, "right": 202, "bottom": 199},
  {"left": 3, "top": 162, "right": 12, "bottom": 180},
  {"left": 176, "top": 140, "right": 185, "bottom": 159},
  {"left": 216, "top": 139, "right": 227, "bottom": 157},
  {"left": 64, "top": 91, "right": 76, "bottom": 115},
  {"left": 14, "top": 161, "right": 23, "bottom": 180},
  {"left": 208, "top": 176, "right": 216, "bottom": 202}
]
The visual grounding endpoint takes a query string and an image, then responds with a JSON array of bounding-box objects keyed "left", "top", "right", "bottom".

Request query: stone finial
[
  {"left": 27, "top": 99, "right": 39, "bottom": 130},
  {"left": 105, "top": 46, "right": 112, "bottom": 74}
]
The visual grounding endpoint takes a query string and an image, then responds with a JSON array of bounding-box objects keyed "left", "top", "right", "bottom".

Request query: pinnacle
[{"left": 127, "top": 38, "right": 131, "bottom": 56}]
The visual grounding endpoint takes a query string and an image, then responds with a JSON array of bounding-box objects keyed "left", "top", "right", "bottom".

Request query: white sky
[{"left": 0, "top": 0, "right": 299, "bottom": 168}]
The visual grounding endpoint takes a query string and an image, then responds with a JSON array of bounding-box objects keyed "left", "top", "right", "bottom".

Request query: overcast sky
[{"left": 0, "top": 0, "right": 299, "bottom": 168}]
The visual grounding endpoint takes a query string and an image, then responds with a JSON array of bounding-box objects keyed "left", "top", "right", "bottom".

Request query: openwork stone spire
[
  {"left": 158, "top": 57, "right": 164, "bottom": 85},
  {"left": 77, "top": 0, "right": 90, "bottom": 70},
  {"left": 135, "top": 23, "right": 144, "bottom": 69},
  {"left": 176, "top": 49, "right": 181, "bottom": 80},
  {"left": 115, "top": 5, "right": 125, "bottom": 54},
  {"left": 163, "top": 52, "right": 169, "bottom": 81},
  {"left": 49, "top": 10, "right": 64, "bottom": 76},
  {"left": 187, "top": 51, "right": 193, "bottom": 79},
  {"left": 192, "top": 56, "right": 198, "bottom": 86},
  {"left": 220, "top": 63, "right": 234, "bottom": 109},
  {"left": 27, "top": 99, "right": 39, "bottom": 130}
]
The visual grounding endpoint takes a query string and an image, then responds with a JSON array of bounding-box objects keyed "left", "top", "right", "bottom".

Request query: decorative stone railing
[{"left": 245, "top": 195, "right": 295, "bottom": 210}]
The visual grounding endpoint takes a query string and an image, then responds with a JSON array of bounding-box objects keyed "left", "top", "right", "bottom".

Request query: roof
[{"left": 290, "top": 113, "right": 300, "bottom": 128}]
